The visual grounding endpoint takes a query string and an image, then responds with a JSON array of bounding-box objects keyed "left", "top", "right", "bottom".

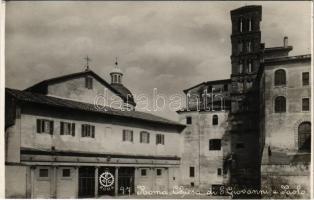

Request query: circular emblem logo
[{"left": 99, "top": 171, "right": 114, "bottom": 187}]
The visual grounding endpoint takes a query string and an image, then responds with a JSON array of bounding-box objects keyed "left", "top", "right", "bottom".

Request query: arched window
[
  {"left": 275, "top": 96, "right": 286, "bottom": 113},
  {"left": 274, "top": 69, "right": 286, "bottom": 86},
  {"left": 212, "top": 115, "right": 218, "bottom": 125},
  {"left": 298, "top": 122, "right": 311, "bottom": 152},
  {"left": 239, "top": 18, "right": 243, "bottom": 32},
  {"left": 248, "top": 18, "right": 252, "bottom": 31}
]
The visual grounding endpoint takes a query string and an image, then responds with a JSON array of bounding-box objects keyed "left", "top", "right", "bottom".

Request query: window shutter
[
  {"left": 148, "top": 133, "right": 150, "bottom": 143},
  {"left": 91, "top": 126, "right": 95, "bottom": 138},
  {"left": 41, "top": 120, "right": 45, "bottom": 133},
  {"left": 122, "top": 130, "right": 126, "bottom": 141},
  {"left": 131, "top": 131, "right": 133, "bottom": 142},
  {"left": 50, "top": 121, "right": 54, "bottom": 135},
  {"left": 60, "top": 122, "right": 64, "bottom": 135},
  {"left": 37, "top": 119, "right": 41, "bottom": 133},
  {"left": 71, "top": 123, "right": 75, "bottom": 136},
  {"left": 140, "top": 132, "right": 142, "bottom": 143},
  {"left": 156, "top": 135, "right": 158, "bottom": 144},
  {"left": 81, "top": 124, "right": 84, "bottom": 137},
  {"left": 162, "top": 135, "right": 165, "bottom": 145}
]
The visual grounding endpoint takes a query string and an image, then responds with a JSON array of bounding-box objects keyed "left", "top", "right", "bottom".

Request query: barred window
[
  {"left": 39, "top": 168, "right": 49, "bottom": 178},
  {"left": 140, "top": 131, "right": 150, "bottom": 143},
  {"left": 274, "top": 96, "right": 286, "bottom": 113},
  {"left": 122, "top": 130, "right": 133, "bottom": 142},
  {"left": 156, "top": 134, "right": 165, "bottom": 145},
  {"left": 209, "top": 139, "right": 221, "bottom": 150},
  {"left": 81, "top": 124, "right": 95, "bottom": 138},
  {"left": 60, "top": 122, "right": 75, "bottom": 136},
  {"left": 36, "top": 119, "right": 54, "bottom": 134},
  {"left": 141, "top": 169, "right": 147, "bottom": 176},
  {"left": 62, "top": 169, "right": 71, "bottom": 177},
  {"left": 274, "top": 69, "right": 286, "bottom": 86}
]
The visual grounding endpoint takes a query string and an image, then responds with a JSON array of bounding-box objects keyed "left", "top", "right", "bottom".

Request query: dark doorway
[
  {"left": 78, "top": 167, "right": 95, "bottom": 198},
  {"left": 118, "top": 167, "right": 135, "bottom": 195},
  {"left": 98, "top": 167, "right": 115, "bottom": 196}
]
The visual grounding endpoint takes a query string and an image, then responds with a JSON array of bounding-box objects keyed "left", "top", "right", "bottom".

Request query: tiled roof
[
  {"left": 6, "top": 88, "right": 185, "bottom": 129},
  {"left": 111, "top": 83, "right": 134, "bottom": 102}
]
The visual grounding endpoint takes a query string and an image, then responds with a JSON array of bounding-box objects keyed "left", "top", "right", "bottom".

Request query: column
[
  {"left": 94, "top": 167, "right": 99, "bottom": 197},
  {"left": 30, "top": 166, "right": 35, "bottom": 199},
  {"left": 50, "top": 166, "right": 57, "bottom": 198},
  {"left": 114, "top": 167, "right": 119, "bottom": 196}
]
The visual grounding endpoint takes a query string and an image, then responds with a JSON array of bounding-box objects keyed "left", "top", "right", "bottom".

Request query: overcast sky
[{"left": 5, "top": 1, "right": 311, "bottom": 120}]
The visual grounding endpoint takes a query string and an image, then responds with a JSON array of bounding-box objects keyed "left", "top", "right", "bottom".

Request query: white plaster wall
[
  {"left": 5, "top": 165, "right": 27, "bottom": 198},
  {"left": 264, "top": 62, "right": 311, "bottom": 150},
  {"left": 48, "top": 76, "right": 124, "bottom": 109},
  {"left": 20, "top": 114, "right": 181, "bottom": 157},
  {"left": 178, "top": 111, "right": 228, "bottom": 190}
]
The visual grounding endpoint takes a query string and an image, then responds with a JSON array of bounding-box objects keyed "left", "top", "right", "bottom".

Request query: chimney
[{"left": 283, "top": 36, "right": 288, "bottom": 47}]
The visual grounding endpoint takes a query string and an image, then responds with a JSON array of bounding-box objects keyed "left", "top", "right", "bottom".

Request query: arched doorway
[{"left": 298, "top": 122, "right": 311, "bottom": 152}]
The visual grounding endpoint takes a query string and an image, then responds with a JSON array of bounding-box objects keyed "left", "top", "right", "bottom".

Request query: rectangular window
[
  {"left": 157, "top": 169, "right": 162, "bottom": 176},
  {"left": 39, "top": 168, "right": 49, "bottom": 177},
  {"left": 217, "top": 168, "right": 222, "bottom": 176},
  {"left": 123, "top": 130, "right": 133, "bottom": 142},
  {"left": 81, "top": 124, "right": 95, "bottom": 138},
  {"left": 85, "top": 77, "right": 93, "bottom": 89},
  {"left": 62, "top": 169, "right": 71, "bottom": 177},
  {"left": 140, "top": 131, "right": 150, "bottom": 143},
  {"left": 189, "top": 167, "right": 195, "bottom": 177},
  {"left": 36, "top": 119, "right": 54, "bottom": 134},
  {"left": 186, "top": 116, "right": 192, "bottom": 124},
  {"left": 141, "top": 169, "right": 147, "bottom": 176},
  {"left": 302, "top": 98, "right": 310, "bottom": 111},
  {"left": 60, "top": 122, "right": 75, "bottom": 136},
  {"left": 209, "top": 139, "right": 221, "bottom": 151},
  {"left": 302, "top": 72, "right": 309, "bottom": 86},
  {"left": 156, "top": 134, "right": 165, "bottom": 145}
]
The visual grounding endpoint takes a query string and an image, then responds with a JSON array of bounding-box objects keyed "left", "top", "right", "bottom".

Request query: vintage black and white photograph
[{"left": 3, "top": 1, "right": 312, "bottom": 199}]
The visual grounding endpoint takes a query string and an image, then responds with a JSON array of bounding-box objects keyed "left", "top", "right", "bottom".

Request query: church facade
[{"left": 5, "top": 65, "right": 185, "bottom": 198}]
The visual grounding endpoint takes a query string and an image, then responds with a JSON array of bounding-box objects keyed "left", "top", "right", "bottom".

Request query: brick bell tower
[{"left": 228, "top": 5, "right": 263, "bottom": 196}]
